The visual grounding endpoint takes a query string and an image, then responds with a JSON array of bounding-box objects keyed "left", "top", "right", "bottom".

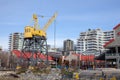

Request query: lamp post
[
  {"left": 62, "top": 51, "right": 64, "bottom": 65},
  {"left": 56, "top": 58, "right": 57, "bottom": 68}
]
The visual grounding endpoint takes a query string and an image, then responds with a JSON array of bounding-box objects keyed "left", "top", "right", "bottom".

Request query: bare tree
[{"left": 0, "top": 51, "right": 17, "bottom": 70}]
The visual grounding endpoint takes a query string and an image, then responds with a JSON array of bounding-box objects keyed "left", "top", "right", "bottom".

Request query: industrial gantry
[{"left": 15, "top": 12, "right": 57, "bottom": 70}]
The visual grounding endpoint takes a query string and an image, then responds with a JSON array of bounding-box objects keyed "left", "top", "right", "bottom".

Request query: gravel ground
[
  {"left": 0, "top": 68, "right": 62, "bottom": 80},
  {"left": 0, "top": 68, "right": 120, "bottom": 80}
]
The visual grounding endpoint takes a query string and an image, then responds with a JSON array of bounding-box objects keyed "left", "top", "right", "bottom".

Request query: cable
[{"left": 54, "top": 19, "right": 57, "bottom": 68}]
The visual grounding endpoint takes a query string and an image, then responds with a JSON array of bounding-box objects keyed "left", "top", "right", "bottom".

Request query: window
[{"left": 29, "top": 29, "right": 30, "bottom": 32}]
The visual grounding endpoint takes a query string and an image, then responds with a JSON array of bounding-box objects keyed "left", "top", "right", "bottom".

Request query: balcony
[{"left": 106, "top": 53, "right": 120, "bottom": 59}]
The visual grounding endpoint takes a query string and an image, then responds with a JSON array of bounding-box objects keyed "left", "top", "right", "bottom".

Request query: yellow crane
[
  {"left": 16, "top": 12, "right": 57, "bottom": 70},
  {"left": 24, "top": 12, "right": 58, "bottom": 39}
]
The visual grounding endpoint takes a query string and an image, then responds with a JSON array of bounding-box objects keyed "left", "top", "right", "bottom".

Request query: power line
[{"left": 54, "top": 19, "right": 57, "bottom": 68}]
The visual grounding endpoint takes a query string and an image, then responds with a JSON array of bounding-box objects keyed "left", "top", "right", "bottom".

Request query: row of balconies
[
  {"left": 79, "top": 35, "right": 113, "bottom": 39},
  {"left": 106, "top": 53, "right": 120, "bottom": 59},
  {"left": 76, "top": 47, "right": 99, "bottom": 50},
  {"left": 77, "top": 43, "right": 103, "bottom": 46}
]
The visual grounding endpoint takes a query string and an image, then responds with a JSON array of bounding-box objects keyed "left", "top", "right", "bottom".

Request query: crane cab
[
  {"left": 24, "top": 26, "right": 46, "bottom": 39},
  {"left": 24, "top": 26, "right": 34, "bottom": 38}
]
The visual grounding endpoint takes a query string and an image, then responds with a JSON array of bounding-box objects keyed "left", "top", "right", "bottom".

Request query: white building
[
  {"left": 76, "top": 29, "right": 114, "bottom": 54},
  {"left": 9, "top": 33, "right": 23, "bottom": 51},
  {"left": 103, "top": 31, "right": 114, "bottom": 45}
]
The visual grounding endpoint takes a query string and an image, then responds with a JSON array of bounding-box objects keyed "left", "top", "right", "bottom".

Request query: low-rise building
[{"left": 104, "top": 24, "right": 120, "bottom": 68}]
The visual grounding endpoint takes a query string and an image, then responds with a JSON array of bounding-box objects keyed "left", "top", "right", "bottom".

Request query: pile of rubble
[
  {"left": 0, "top": 68, "right": 62, "bottom": 80},
  {"left": 19, "top": 68, "right": 62, "bottom": 80}
]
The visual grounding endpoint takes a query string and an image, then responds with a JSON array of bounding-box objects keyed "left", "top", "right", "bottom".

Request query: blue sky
[{"left": 0, "top": 0, "right": 120, "bottom": 49}]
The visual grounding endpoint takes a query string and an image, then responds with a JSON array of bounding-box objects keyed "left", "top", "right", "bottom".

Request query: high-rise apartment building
[
  {"left": 76, "top": 29, "right": 114, "bottom": 54},
  {"left": 9, "top": 33, "right": 23, "bottom": 51},
  {"left": 63, "top": 39, "right": 74, "bottom": 51}
]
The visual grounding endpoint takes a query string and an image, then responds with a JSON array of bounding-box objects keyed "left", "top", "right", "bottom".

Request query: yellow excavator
[{"left": 24, "top": 12, "right": 57, "bottom": 39}]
